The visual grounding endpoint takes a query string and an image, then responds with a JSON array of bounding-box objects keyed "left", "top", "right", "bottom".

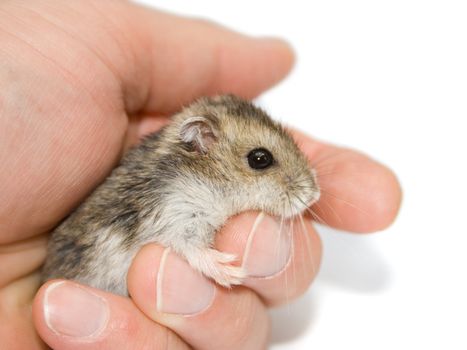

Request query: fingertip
[
  {"left": 128, "top": 244, "right": 217, "bottom": 318},
  {"left": 315, "top": 150, "right": 403, "bottom": 233},
  {"left": 360, "top": 163, "right": 402, "bottom": 232},
  {"left": 32, "top": 279, "right": 61, "bottom": 331},
  {"left": 33, "top": 280, "right": 111, "bottom": 346},
  {"left": 126, "top": 244, "right": 162, "bottom": 318},
  {"left": 259, "top": 37, "right": 296, "bottom": 78},
  {"left": 33, "top": 279, "right": 186, "bottom": 350},
  {"left": 128, "top": 242, "right": 270, "bottom": 350},
  {"left": 290, "top": 130, "right": 403, "bottom": 233},
  {"left": 344, "top": 154, "right": 402, "bottom": 233},
  {"left": 215, "top": 36, "right": 296, "bottom": 100},
  {"left": 244, "top": 215, "right": 322, "bottom": 306},
  {"left": 253, "top": 37, "right": 296, "bottom": 87},
  {"left": 217, "top": 212, "right": 323, "bottom": 306}
]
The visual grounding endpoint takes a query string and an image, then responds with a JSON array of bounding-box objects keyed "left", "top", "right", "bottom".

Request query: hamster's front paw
[{"left": 185, "top": 248, "right": 246, "bottom": 288}]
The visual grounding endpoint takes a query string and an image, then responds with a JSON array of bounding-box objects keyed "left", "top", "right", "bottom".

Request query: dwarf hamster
[{"left": 42, "top": 95, "right": 320, "bottom": 296}]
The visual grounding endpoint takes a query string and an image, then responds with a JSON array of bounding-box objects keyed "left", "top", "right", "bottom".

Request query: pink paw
[{"left": 185, "top": 248, "right": 246, "bottom": 288}]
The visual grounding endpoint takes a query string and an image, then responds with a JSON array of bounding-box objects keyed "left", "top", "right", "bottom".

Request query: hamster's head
[{"left": 172, "top": 95, "right": 320, "bottom": 219}]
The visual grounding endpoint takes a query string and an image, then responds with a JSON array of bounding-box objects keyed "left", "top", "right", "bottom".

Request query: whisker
[
  {"left": 284, "top": 220, "right": 292, "bottom": 307},
  {"left": 310, "top": 151, "right": 347, "bottom": 169},
  {"left": 315, "top": 200, "right": 343, "bottom": 225},
  {"left": 292, "top": 177, "right": 369, "bottom": 220},
  {"left": 295, "top": 196, "right": 329, "bottom": 226},
  {"left": 230, "top": 215, "right": 245, "bottom": 244},
  {"left": 274, "top": 213, "right": 285, "bottom": 275},
  {"left": 313, "top": 170, "right": 346, "bottom": 178},
  {"left": 290, "top": 216, "right": 297, "bottom": 290},
  {"left": 308, "top": 206, "right": 329, "bottom": 226},
  {"left": 311, "top": 152, "right": 342, "bottom": 168},
  {"left": 319, "top": 189, "right": 370, "bottom": 217},
  {"left": 284, "top": 251, "right": 290, "bottom": 312},
  {"left": 299, "top": 214, "right": 316, "bottom": 275}
]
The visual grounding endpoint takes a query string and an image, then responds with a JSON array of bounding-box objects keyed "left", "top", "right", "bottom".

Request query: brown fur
[{"left": 42, "top": 95, "right": 320, "bottom": 294}]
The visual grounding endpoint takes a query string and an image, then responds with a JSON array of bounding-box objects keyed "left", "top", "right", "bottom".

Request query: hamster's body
[{"left": 42, "top": 95, "right": 320, "bottom": 295}]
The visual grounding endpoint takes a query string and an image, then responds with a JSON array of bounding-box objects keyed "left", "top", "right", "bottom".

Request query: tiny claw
[
  {"left": 212, "top": 264, "right": 246, "bottom": 288},
  {"left": 183, "top": 248, "right": 246, "bottom": 288}
]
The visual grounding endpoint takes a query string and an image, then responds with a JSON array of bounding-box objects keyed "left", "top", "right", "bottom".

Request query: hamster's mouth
[{"left": 280, "top": 189, "right": 321, "bottom": 219}]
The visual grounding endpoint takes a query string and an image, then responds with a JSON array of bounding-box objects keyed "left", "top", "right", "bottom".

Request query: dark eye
[{"left": 247, "top": 148, "right": 274, "bottom": 170}]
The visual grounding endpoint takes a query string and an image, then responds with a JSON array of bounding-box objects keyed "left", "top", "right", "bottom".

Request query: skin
[{"left": 0, "top": 1, "right": 402, "bottom": 349}]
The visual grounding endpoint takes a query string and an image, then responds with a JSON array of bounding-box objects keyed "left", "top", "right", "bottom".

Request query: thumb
[
  {"left": 33, "top": 280, "right": 189, "bottom": 350},
  {"left": 119, "top": 3, "right": 295, "bottom": 113}
]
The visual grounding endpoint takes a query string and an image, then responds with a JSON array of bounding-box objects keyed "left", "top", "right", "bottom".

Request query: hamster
[{"left": 42, "top": 95, "right": 320, "bottom": 296}]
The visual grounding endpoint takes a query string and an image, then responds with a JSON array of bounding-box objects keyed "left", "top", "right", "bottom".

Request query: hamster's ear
[{"left": 179, "top": 116, "right": 219, "bottom": 154}]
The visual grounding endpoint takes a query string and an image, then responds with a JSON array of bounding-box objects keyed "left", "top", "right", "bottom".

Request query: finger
[
  {"left": 215, "top": 212, "right": 322, "bottom": 306},
  {"left": 128, "top": 245, "right": 270, "bottom": 350},
  {"left": 0, "top": 234, "right": 47, "bottom": 287},
  {"left": 0, "top": 273, "right": 47, "bottom": 349},
  {"left": 33, "top": 280, "right": 189, "bottom": 350},
  {"left": 122, "top": 3, "right": 295, "bottom": 113},
  {"left": 292, "top": 130, "right": 402, "bottom": 233}
]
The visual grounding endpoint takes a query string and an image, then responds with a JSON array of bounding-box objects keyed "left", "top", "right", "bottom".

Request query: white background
[{"left": 137, "top": 1, "right": 467, "bottom": 349}]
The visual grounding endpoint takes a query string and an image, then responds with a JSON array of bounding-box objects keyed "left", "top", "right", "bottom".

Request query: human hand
[{"left": 0, "top": 1, "right": 401, "bottom": 349}]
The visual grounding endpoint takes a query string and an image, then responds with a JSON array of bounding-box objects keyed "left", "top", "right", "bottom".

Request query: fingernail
[
  {"left": 44, "top": 281, "right": 109, "bottom": 338},
  {"left": 242, "top": 212, "right": 292, "bottom": 277},
  {"left": 156, "top": 248, "right": 216, "bottom": 315}
]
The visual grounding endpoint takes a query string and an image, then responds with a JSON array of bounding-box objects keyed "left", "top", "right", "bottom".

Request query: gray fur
[{"left": 42, "top": 95, "right": 320, "bottom": 295}]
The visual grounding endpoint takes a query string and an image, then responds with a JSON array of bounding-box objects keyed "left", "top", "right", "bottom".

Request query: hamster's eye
[{"left": 247, "top": 148, "right": 274, "bottom": 170}]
